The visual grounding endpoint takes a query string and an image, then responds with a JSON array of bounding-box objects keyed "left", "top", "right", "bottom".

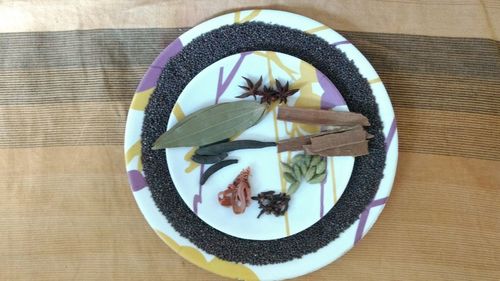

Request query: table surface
[{"left": 1, "top": 1, "right": 499, "bottom": 280}]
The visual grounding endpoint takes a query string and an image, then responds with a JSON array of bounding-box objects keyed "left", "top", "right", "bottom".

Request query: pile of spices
[
  {"left": 236, "top": 76, "right": 299, "bottom": 104},
  {"left": 277, "top": 107, "right": 373, "bottom": 156},
  {"left": 282, "top": 154, "right": 327, "bottom": 195},
  {"left": 153, "top": 101, "right": 267, "bottom": 149},
  {"left": 141, "top": 21, "right": 386, "bottom": 265},
  {"left": 218, "top": 167, "right": 252, "bottom": 214},
  {"left": 251, "top": 191, "right": 291, "bottom": 218}
]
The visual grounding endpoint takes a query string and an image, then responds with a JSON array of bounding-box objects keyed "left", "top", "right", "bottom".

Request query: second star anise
[{"left": 275, "top": 79, "right": 299, "bottom": 104}]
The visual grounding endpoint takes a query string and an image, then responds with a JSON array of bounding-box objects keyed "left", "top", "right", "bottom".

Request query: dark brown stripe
[
  {"left": 0, "top": 28, "right": 499, "bottom": 161},
  {"left": 379, "top": 71, "right": 499, "bottom": 115},
  {"left": 0, "top": 67, "right": 144, "bottom": 104},
  {"left": 345, "top": 31, "right": 500, "bottom": 80},
  {"left": 0, "top": 28, "right": 189, "bottom": 69}
]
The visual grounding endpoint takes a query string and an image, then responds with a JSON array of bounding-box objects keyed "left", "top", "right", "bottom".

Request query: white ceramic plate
[{"left": 124, "top": 9, "right": 398, "bottom": 281}]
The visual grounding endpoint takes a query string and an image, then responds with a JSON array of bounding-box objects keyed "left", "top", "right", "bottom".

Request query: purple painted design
[
  {"left": 354, "top": 197, "right": 389, "bottom": 244},
  {"left": 128, "top": 170, "right": 147, "bottom": 192},
  {"left": 317, "top": 69, "right": 346, "bottom": 109},
  {"left": 331, "top": 40, "right": 350, "bottom": 47},
  {"left": 385, "top": 119, "right": 397, "bottom": 152},
  {"left": 136, "top": 38, "right": 183, "bottom": 92},
  {"left": 152, "top": 38, "right": 183, "bottom": 68},
  {"left": 193, "top": 164, "right": 205, "bottom": 214},
  {"left": 136, "top": 66, "right": 163, "bottom": 93},
  {"left": 215, "top": 52, "right": 251, "bottom": 104}
]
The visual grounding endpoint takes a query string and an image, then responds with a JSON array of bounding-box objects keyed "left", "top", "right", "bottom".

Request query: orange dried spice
[{"left": 218, "top": 167, "right": 252, "bottom": 214}]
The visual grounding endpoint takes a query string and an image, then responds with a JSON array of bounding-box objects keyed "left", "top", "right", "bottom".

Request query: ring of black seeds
[{"left": 141, "top": 22, "right": 386, "bottom": 265}]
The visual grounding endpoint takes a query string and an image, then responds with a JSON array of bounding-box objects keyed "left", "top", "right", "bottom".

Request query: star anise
[
  {"left": 260, "top": 85, "right": 278, "bottom": 104},
  {"left": 235, "top": 76, "right": 263, "bottom": 100},
  {"left": 275, "top": 79, "right": 299, "bottom": 104},
  {"left": 235, "top": 77, "right": 298, "bottom": 104}
]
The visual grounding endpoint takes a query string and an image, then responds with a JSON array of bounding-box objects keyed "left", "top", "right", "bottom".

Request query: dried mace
[{"left": 218, "top": 167, "right": 252, "bottom": 214}]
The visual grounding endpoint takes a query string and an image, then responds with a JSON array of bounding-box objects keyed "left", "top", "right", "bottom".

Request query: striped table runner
[{"left": 1, "top": 1, "right": 498, "bottom": 280}]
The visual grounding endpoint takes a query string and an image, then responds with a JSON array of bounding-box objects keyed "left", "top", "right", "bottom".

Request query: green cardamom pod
[
  {"left": 316, "top": 159, "right": 326, "bottom": 174},
  {"left": 300, "top": 162, "right": 308, "bottom": 175},
  {"left": 292, "top": 154, "right": 305, "bottom": 165},
  {"left": 304, "top": 155, "right": 312, "bottom": 166},
  {"left": 283, "top": 172, "right": 297, "bottom": 183},
  {"left": 281, "top": 162, "right": 294, "bottom": 174},
  {"left": 153, "top": 101, "right": 267, "bottom": 149},
  {"left": 310, "top": 155, "right": 322, "bottom": 167},
  {"left": 304, "top": 165, "right": 316, "bottom": 181},
  {"left": 293, "top": 164, "right": 302, "bottom": 180},
  {"left": 287, "top": 181, "right": 301, "bottom": 195},
  {"left": 308, "top": 172, "right": 326, "bottom": 184}
]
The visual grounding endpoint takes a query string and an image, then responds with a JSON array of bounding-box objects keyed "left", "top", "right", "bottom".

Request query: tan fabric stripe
[
  {"left": 0, "top": 0, "right": 498, "bottom": 39},
  {"left": 0, "top": 102, "right": 128, "bottom": 147}
]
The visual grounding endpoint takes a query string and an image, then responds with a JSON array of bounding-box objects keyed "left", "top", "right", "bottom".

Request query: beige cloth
[{"left": 0, "top": 1, "right": 499, "bottom": 280}]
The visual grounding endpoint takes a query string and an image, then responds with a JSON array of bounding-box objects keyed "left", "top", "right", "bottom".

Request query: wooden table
[{"left": 1, "top": 1, "right": 498, "bottom": 280}]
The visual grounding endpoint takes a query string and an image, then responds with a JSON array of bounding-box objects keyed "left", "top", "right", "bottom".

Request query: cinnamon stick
[
  {"left": 278, "top": 106, "right": 370, "bottom": 126},
  {"left": 309, "top": 126, "right": 367, "bottom": 152},
  {"left": 304, "top": 140, "right": 369, "bottom": 157},
  {"left": 276, "top": 126, "right": 358, "bottom": 153},
  {"left": 277, "top": 135, "right": 310, "bottom": 152}
]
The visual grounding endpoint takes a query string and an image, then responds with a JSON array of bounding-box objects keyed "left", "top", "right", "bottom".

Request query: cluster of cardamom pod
[{"left": 281, "top": 154, "right": 327, "bottom": 195}]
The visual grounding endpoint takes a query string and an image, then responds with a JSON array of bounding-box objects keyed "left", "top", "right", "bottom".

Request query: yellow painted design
[
  {"left": 156, "top": 230, "right": 259, "bottom": 281},
  {"left": 330, "top": 158, "right": 337, "bottom": 203},
  {"left": 172, "top": 103, "right": 186, "bottom": 122},
  {"left": 126, "top": 140, "right": 143, "bottom": 172},
  {"left": 368, "top": 77, "right": 382, "bottom": 84},
  {"left": 184, "top": 147, "right": 199, "bottom": 173},
  {"left": 131, "top": 87, "right": 155, "bottom": 111},
  {"left": 234, "top": 10, "right": 261, "bottom": 23},
  {"left": 305, "top": 25, "right": 329, "bottom": 34}
]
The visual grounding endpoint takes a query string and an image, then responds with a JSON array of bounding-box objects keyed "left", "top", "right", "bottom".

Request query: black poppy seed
[{"left": 141, "top": 22, "right": 386, "bottom": 265}]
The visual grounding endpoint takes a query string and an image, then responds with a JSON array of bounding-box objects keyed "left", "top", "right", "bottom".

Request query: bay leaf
[{"left": 153, "top": 101, "right": 267, "bottom": 149}]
